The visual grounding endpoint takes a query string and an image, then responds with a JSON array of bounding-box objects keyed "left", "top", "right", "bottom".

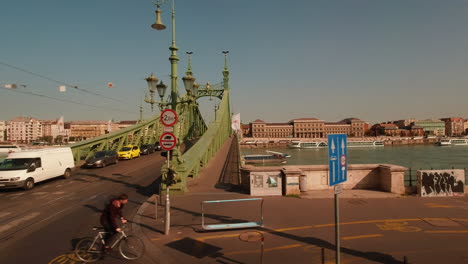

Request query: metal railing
[
  {"left": 167, "top": 90, "right": 232, "bottom": 192},
  {"left": 201, "top": 198, "right": 264, "bottom": 231}
]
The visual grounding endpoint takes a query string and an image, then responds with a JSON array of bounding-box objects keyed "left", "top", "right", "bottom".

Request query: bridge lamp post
[
  {"left": 148, "top": 0, "right": 197, "bottom": 236},
  {"left": 145, "top": 73, "right": 168, "bottom": 111}
]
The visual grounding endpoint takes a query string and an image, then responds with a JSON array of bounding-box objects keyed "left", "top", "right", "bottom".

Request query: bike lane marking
[
  {"left": 342, "top": 234, "right": 383, "bottom": 240},
  {"left": 425, "top": 230, "right": 468, "bottom": 233},
  {"left": 48, "top": 253, "right": 81, "bottom": 264},
  {"left": 191, "top": 217, "right": 468, "bottom": 242}
]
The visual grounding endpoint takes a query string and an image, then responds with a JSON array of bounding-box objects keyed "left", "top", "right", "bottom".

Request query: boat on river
[
  {"left": 436, "top": 138, "right": 468, "bottom": 146},
  {"left": 243, "top": 151, "right": 291, "bottom": 164},
  {"left": 288, "top": 140, "right": 384, "bottom": 148},
  {"left": 288, "top": 141, "right": 328, "bottom": 149},
  {"left": 348, "top": 141, "right": 384, "bottom": 147}
]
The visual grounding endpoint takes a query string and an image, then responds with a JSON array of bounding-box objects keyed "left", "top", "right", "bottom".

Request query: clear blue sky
[{"left": 1, "top": 0, "right": 468, "bottom": 125}]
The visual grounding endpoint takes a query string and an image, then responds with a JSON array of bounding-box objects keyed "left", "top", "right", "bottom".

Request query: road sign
[
  {"left": 328, "top": 134, "right": 347, "bottom": 186},
  {"left": 160, "top": 109, "right": 178, "bottom": 127},
  {"left": 159, "top": 132, "right": 177, "bottom": 151},
  {"left": 162, "top": 126, "right": 174, "bottom": 133}
]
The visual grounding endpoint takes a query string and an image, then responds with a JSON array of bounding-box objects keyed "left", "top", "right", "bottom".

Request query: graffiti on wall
[{"left": 418, "top": 170, "right": 465, "bottom": 197}]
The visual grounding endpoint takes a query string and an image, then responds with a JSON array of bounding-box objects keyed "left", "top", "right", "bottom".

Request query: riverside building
[
  {"left": 248, "top": 117, "right": 366, "bottom": 138},
  {"left": 0, "top": 121, "right": 5, "bottom": 142}
]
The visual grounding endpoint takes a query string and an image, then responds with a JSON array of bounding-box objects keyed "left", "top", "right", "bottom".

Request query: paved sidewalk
[{"left": 131, "top": 137, "right": 468, "bottom": 264}]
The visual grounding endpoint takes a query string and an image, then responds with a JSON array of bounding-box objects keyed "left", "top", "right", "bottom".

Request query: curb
[{"left": 132, "top": 194, "right": 175, "bottom": 264}]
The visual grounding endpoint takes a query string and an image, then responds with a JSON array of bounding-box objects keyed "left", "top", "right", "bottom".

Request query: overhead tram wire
[
  {"left": 0, "top": 61, "right": 124, "bottom": 103},
  {"left": 0, "top": 87, "right": 138, "bottom": 115}
]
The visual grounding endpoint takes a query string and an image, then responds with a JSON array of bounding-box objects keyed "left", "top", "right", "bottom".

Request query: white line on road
[
  {"left": 5, "top": 193, "right": 25, "bottom": 198},
  {"left": 0, "top": 212, "right": 40, "bottom": 234},
  {"left": 0, "top": 212, "right": 12, "bottom": 218}
]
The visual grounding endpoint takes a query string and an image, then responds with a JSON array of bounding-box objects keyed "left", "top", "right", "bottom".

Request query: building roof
[
  {"left": 340, "top": 118, "right": 364, "bottom": 123},
  {"left": 380, "top": 124, "right": 398, "bottom": 129},
  {"left": 70, "top": 120, "right": 109, "bottom": 125},
  {"left": 324, "top": 122, "right": 349, "bottom": 126},
  {"left": 268, "top": 123, "right": 291, "bottom": 126},
  {"left": 252, "top": 119, "right": 266, "bottom": 123},
  {"left": 441, "top": 117, "right": 464, "bottom": 122},
  {"left": 292, "top": 118, "right": 320, "bottom": 121},
  {"left": 10, "top": 116, "right": 40, "bottom": 122}
]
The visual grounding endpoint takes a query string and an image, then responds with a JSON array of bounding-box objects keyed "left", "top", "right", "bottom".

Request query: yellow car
[{"left": 118, "top": 145, "right": 141, "bottom": 160}]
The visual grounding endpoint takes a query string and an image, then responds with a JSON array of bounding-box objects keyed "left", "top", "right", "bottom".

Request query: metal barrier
[{"left": 201, "top": 198, "right": 264, "bottom": 231}]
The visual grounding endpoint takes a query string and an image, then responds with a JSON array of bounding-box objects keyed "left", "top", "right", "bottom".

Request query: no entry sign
[
  {"left": 160, "top": 132, "right": 177, "bottom": 151},
  {"left": 160, "top": 109, "right": 178, "bottom": 127}
]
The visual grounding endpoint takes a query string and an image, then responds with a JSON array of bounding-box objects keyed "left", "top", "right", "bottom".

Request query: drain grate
[{"left": 421, "top": 218, "right": 462, "bottom": 227}]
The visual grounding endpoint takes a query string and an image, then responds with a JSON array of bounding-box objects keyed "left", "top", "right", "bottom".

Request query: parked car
[
  {"left": 85, "top": 150, "right": 118, "bottom": 168},
  {"left": 154, "top": 142, "right": 162, "bottom": 151},
  {"left": 140, "top": 144, "right": 155, "bottom": 155},
  {"left": 0, "top": 147, "right": 75, "bottom": 190},
  {"left": 118, "top": 145, "right": 140, "bottom": 160}
]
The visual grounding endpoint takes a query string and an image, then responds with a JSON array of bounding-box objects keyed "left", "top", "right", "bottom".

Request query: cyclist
[{"left": 100, "top": 193, "right": 129, "bottom": 250}]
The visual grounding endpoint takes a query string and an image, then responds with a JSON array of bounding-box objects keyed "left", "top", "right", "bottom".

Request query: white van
[
  {"left": 0, "top": 148, "right": 75, "bottom": 190},
  {"left": 0, "top": 145, "right": 22, "bottom": 154}
]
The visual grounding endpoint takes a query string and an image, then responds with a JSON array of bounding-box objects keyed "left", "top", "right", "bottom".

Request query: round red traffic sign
[
  {"left": 160, "top": 109, "right": 178, "bottom": 127},
  {"left": 159, "top": 132, "right": 177, "bottom": 151}
]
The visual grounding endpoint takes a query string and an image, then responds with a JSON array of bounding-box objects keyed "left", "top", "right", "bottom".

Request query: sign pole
[
  {"left": 165, "top": 150, "right": 171, "bottom": 235},
  {"left": 335, "top": 185, "right": 340, "bottom": 264},
  {"left": 328, "top": 134, "right": 347, "bottom": 264}
]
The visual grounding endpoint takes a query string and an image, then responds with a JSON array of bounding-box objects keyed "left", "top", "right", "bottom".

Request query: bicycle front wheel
[
  {"left": 118, "top": 235, "right": 145, "bottom": 260},
  {"left": 75, "top": 237, "right": 103, "bottom": 263}
]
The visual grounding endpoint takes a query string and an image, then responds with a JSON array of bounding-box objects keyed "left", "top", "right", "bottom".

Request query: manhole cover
[{"left": 421, "top": 218, "right": 462, "bottom": 227}]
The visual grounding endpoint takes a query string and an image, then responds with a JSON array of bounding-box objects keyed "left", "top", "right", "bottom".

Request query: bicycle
[{"left": 75, "top": 224, "right": 145, "bottom": 262}]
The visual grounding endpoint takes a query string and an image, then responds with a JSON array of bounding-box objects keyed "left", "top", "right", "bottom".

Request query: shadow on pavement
[
  {"left": 74, "top": 172, "right": 160, "bottom": 198},
  {"left": 260, "top": 227, "right": 404, "bottom": 264}
]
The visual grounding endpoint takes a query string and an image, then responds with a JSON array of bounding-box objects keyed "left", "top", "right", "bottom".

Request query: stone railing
[{"left": 241, "top": 164, "right": 407, "bottom": 196}]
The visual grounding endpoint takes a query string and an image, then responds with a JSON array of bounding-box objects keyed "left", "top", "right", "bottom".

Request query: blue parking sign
[{"left": 328, "top": 134, "right": 348, "bottom": 186}]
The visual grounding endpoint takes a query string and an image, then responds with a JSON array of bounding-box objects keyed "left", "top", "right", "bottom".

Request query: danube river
[{"left": 241, "top": 144, "right": 468, "bottom": 171}]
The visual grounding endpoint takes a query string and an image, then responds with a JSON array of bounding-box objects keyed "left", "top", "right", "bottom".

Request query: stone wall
[{"left": 241, "top": 164, "right": 408, "bottom": 195}]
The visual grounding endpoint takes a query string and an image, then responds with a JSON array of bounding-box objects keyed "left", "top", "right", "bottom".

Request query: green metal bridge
[{"left": 69, "top": 61, "right": 232, "bottom": 193}]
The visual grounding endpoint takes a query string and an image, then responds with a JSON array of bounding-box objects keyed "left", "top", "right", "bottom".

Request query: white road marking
[
  {"left": 6, "top": 193, "right": 24, "bottom": 198},
  {"left": 81, "top": 194, "right": 98, "bottom": 203},
  {"left": 0, "top": 212, "right": 12, "bottom": 218},
  {"left": 31, "top": 192, "right": 48, "bottom": 196},
  {"left": 0, "top": 212, "right": 40, "bottom": 233}
]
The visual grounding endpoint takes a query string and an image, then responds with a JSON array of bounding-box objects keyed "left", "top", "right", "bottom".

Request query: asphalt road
[{"left": 0, "top": 152, "right": 165, "bottom": 264}]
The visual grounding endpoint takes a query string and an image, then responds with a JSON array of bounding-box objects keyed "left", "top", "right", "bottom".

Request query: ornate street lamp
[{"left": 156, "top": 81, "right": 168, "bottom": 100}]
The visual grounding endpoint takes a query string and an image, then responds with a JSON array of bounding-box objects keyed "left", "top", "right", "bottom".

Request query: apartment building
[
  {"left": 7, "top": 117, "right": 42, "bottom": 143},
  {"left": 0, "top": 121, "right": 5, "bottom": 142}
]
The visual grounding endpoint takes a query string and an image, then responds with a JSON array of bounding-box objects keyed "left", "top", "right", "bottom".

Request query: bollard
[
  {"left": 321, "top": 248, "right": 325, "bottom": 264},
  {"left": 403, "top": 256, "right": 408, "bottom": 264}
]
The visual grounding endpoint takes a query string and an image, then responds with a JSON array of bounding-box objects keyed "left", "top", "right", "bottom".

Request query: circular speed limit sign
[
  {"left": 159, "top": 132, "right": 177, "bottom": 151},
  {"left": 160, "top": 109, "right": 178, "bottom": 127}
]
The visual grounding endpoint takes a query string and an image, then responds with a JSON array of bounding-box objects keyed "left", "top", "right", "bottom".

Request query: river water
[{"left": 241, "top": 145, "right": 468, "bottom": 171}]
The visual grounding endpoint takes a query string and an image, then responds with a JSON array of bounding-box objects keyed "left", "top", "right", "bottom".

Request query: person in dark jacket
[{"left": 100, "top": 194, "right": 129, "bottom": 248}]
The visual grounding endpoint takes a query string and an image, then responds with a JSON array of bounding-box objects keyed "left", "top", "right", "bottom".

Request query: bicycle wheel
[
  {"left": 118, "top": 235, "right": 145, "bottom": 260},
  {"left": 75, "top": 237, "right": 103, "bottom": 263}
]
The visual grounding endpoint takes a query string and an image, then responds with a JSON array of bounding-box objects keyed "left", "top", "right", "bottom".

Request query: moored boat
[
  {"left": 288, "top": 141, "right": 328, "bottom": 149},
  {"left": 347, "top": 141, "right": 384, "bottom": 147},
  {"left": 436, "top": 138, "right": 468, "bottom": 146},
  {"left": 242, "top": 151, "right": 291, "bottom": 164},
  {"left": 289, "top": 140, "right": 383, "bottom": 148}
]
